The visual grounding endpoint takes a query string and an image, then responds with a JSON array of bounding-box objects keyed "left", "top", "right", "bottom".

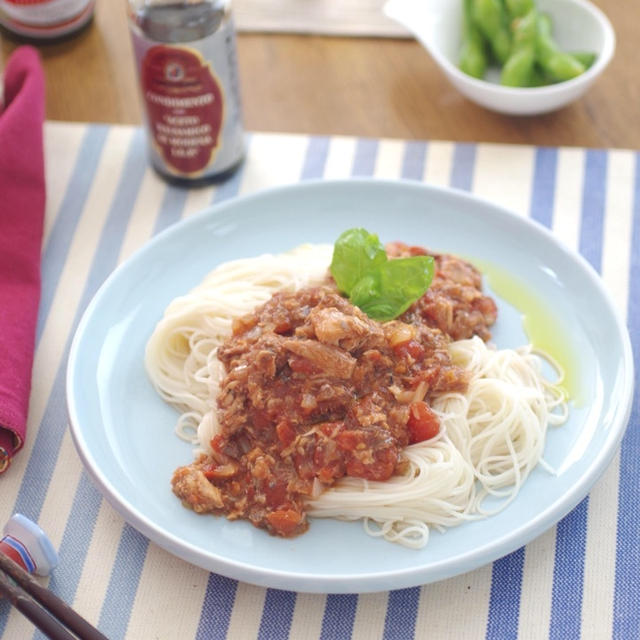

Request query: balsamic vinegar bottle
[{"left": 127, "top": 0, "right": 245, "bottom": 184}]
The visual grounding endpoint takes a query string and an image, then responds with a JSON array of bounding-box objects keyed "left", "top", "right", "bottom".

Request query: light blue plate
[{"left": 66, "top": 179, "right": 633, "bottom": 593}]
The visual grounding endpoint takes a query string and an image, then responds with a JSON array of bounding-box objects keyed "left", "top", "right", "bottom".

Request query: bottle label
[
  {"left": 130, "top": 15, "right": 245, "bottom": 180},
  {"left": 142, "top": 46, "right": 224, "bottom": 175}
]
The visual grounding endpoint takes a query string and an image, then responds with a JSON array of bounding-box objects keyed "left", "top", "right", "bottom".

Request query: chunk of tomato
[
  {"left": 393, "top": 339, "right": 426, "bottom": 362},
  {"left": 407, "top": 401, "right": 439, "bottom": 443},
  {"left": 336, "top": 429, "right": 363, "bottom": 451},
  {"left": 263, "top": 479, "right": 288, "bottom": 509},
  {"left": 210, "top": 434, "right": 225, "bottom": 453},
  {"left": 276, "top": 420, "right": 296, "bottom": 447},
  {"left": 267, "top": 509, "right": 304, "bottom": 536}
]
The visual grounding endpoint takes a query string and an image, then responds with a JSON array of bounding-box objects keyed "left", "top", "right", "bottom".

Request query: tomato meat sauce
[{"left": 171, "top": 245, "right": 497, "bottom": 537}]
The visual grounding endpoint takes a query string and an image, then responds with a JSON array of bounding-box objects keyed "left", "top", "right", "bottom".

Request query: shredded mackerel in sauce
[{"left": 171, "top": 244, "right": 497, "bottom": 537}]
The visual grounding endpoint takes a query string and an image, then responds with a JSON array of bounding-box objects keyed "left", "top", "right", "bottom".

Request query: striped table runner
[{"left": 0, "top": 122, "right": 638, "bottom": 640}]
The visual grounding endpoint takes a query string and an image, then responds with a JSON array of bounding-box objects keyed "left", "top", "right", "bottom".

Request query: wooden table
[{"left": 1, "top": 0, "right": 637, "bottom": 149}]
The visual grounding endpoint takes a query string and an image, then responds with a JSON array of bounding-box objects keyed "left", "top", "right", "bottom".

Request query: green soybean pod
[
  {"left": 472, "top": 0, "right": 512, "bottom": 65},
  {"left": 527, "top": 65, "right": 551, "bottom": 87},
  {"left": 501, "top": 47, "right": 535, "bottom": 86},
  {"left": 570, "top": 51, "right": 597, "bottom": 69},
  {"left": 505, "top": 0, "right": 534, "bottom": 20},
  {"left": 500, "top": 8, "right": 537, "bottom": 87},
  {"left": 459, "top": 0, "right": 488, "bottom": 78},
  {"left": 536, "top": 12, "right": 586, "bottom": 81}
]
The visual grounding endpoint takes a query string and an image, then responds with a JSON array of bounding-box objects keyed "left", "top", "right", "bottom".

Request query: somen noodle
[{"left": 146, "top": 244, "right": 567, "bottom": 548}]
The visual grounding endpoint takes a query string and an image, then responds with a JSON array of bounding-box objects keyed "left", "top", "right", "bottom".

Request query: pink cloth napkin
[{"left": 0, "top": 46, "right": 46, "bottom": 473}]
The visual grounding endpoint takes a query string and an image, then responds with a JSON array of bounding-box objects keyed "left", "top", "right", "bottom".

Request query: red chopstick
[{"left": 0, "top": 551, "right": 108, "bottom": 640}]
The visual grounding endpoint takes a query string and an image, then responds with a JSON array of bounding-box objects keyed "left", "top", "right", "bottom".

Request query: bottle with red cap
[
  {"left": 126, "top": 0, "right": 245, "bottom": 184},
  {"left": 0, "top": 0, "right": 95, "bottom": 40}
]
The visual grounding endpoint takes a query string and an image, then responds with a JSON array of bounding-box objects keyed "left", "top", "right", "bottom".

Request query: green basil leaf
[
  {"left": 330, "top": 228, "right": 388, "bottom": 295},
  {"left": 349, "top": 256, "right": 435, "bottom": 322}
]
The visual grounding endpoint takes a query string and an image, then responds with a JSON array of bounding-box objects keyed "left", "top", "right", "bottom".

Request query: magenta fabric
[{"left": 0, "top": 46, "right": 46, "bottom": 472}]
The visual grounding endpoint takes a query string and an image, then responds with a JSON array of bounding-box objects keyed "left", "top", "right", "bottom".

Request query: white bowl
[{"left": 384, "top": 0, "right": 615, "bottom": 116}]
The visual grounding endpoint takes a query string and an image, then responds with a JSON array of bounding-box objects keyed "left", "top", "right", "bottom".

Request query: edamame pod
[
  {"left": 501, "top": 48, "right": 535, "bottom": 86},
  {"left": 570, "top": 51, "right": 597, "bottom": 69},
  {"left": 460, "top": 0, "right": 488, "bottom": 78},
  {"left": 505, "top": 0, "right": 534, "bottom": 19},
  {"left": 501, "top": 8, "right": 537, "bottom": 86},
  {"left": 536, "top": 12, "right": 586, "bottom": 81},
  {"left": 527, "top": 65, "right": 549, "bottom": 87},
  {"left": 472, "top": 0, "right": 512, "bottom": 65}
]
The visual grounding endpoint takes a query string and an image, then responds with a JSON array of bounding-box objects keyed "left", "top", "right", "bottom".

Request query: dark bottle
[{"left": 127, "top": 1, "right": 245, "bottom": 184}]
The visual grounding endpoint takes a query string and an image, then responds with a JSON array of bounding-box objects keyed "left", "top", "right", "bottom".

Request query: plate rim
[{"left": 66, "top": 177, "right": 635, "bottom": 593}]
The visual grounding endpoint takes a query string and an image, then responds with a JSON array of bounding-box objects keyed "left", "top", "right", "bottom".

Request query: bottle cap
[{"left": 2, "top": 514, "right": 58, "bottom": 576}]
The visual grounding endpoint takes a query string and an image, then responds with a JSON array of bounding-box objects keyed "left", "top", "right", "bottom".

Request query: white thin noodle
[
  {"left": 145, "top": 244, "right": 568, "bottom": 549},
  {"left": 308, "top": 337, "right": 567, "bottom": 548},
  {"left": 145, "top": 244, "right": 334, "bottom": 445}
]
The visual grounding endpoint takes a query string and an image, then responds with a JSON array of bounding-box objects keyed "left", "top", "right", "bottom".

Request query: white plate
[{"left": 67, "top": 179, "right": 633, "bottom": 593}]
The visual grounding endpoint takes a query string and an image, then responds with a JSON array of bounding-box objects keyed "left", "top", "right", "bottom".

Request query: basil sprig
[{"left": 330, "top": 228, "right": 434, "bottom": 322}]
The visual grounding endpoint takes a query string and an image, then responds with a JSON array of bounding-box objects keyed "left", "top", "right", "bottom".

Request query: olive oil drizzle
[{"left": 475, "top": 260, "right": 580, "bottom": 405}]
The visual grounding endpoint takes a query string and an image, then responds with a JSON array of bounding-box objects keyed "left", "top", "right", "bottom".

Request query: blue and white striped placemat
[{"left": 0, "top": 122, "right": 638, "bottom": 639}]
